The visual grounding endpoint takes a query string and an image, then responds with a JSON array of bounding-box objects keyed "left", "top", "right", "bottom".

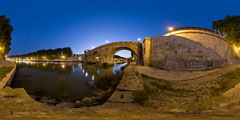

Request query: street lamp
[
  {"left": 105, "top": 40, "right": 109, "bottom": 43},
  {"left": 61, "top": 55, "right": 66, "bottom": 59},
  {"left": 168, "top": 27, "right": 174, "bottom": 32},
  {"left": 168, "top": 27, "right": 174, "bottom": 36},
  {"left": 137, "top": 38, "right": 141, "bottom": 41},
  {"left": 92, "top": 46, "right": 95, "bottom": 49}
]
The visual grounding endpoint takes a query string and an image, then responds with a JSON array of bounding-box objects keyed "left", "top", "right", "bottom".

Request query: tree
[
  {"left": 10, "top": 47, "right": 73, "bottom": 59},
  {"left": 62, "top": 47, "right": 73, "bottom": 57},
  {"left": 0, "top": 15, "right": 13, "bottom": 55},
  {"left": 212, "top": 15, "right": 240, "bottom": 45}
]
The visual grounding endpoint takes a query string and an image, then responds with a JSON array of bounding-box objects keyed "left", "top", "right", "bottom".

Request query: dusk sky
[{"left": 1, "top": 0, "right": 240, "bottom": 57}]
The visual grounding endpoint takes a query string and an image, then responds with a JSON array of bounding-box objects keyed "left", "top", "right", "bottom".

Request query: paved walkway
[
  {"left": 108, "top": 62, "right": 143, "bottom": 103},
  {"left": 137, "top": 66, "right": 218, "bottom": 81}
]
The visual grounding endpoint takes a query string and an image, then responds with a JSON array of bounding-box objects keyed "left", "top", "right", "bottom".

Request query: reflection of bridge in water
[{"left": 113, "top": 58, "right": 128, "bottom": 64}]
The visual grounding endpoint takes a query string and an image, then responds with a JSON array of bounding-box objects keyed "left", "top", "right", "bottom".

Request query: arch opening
[{"left": 110, "top": 47, "right": 138, "bottom": 64}]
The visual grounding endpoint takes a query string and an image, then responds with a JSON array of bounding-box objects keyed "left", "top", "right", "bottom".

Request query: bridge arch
[
  {"left": 107, "top": 47, "right": 137, "bottom": 62},
  {"left": 83, "top": 41, "right": 142, "bottom": 64}
]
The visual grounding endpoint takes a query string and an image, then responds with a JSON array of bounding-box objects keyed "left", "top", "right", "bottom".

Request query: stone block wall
[
  {"left": 150, "top": 36, "right": 227, "bottom": 71},
  {"left": 165, "top": 29, "right": 240, "bottom": 64},
  {"left": 143, "top": 37, "right": 151, "bottom": 66}
]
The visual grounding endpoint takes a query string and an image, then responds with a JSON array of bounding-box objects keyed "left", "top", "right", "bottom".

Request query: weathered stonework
[
  {"left": 143, "top": 37, "right": 151, "bottom": 66},
  {"left": 83, "top": 42, "right": 142, "bottom": 64},
  {"left": 83, "top": 27, "right": 240, "bottom": 71},
  {"left": 164, "top": 28, "right": 240, "bottom": 64},
  {"left": 150, "top": 36, "right": 227, "bottom": 71}
]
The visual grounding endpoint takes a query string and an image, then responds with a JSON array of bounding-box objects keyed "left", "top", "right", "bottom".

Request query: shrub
[{"left": 133, "top": 85, "right": 154, "bottom": 105}]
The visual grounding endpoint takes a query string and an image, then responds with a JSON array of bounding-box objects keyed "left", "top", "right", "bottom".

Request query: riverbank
[
  {"left": 0, "top": 61, "right": 16, "bottom": 88},
  {"left": 2, "top": 63, "right": 240, "bottom": 119}
]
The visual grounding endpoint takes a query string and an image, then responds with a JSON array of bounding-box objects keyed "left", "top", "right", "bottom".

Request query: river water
[{"left": 10, "top": 61, "right": 127, "bottom": 106}]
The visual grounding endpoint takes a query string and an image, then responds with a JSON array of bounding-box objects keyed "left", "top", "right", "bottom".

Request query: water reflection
[{"left": 11, "top": 62, "right": 127, "bottom": 103}]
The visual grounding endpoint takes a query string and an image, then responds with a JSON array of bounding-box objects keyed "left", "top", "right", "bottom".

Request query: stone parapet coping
[{"left": 0, "top": 63, "right": 16, "bottom": 89}]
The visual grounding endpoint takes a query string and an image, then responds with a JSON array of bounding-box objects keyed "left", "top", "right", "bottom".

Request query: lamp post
[{"left": 168, "top": 27, "right": 174, "bottom": 36}]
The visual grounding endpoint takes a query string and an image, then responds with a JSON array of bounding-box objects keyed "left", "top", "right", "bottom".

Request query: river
[{"left": 10, "top": 61, "right": 127, "bottom": 107}]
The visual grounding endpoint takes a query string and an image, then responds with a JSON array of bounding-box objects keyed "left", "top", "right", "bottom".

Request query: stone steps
[{"left": 108, "top": 63, "right": 143, "bottom": 103}]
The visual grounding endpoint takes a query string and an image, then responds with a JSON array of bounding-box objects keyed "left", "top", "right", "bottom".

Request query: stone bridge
[
  {"left": 83, "top": 27, "right": 240, "bottom": 70},
  {"left": 83, "top": 41, "right": 142, "bottom": 64}
]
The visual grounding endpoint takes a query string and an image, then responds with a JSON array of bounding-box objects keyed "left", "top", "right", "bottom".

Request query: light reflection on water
[{"left": 11, "top": 62, "right": 127, "bottom": 102}]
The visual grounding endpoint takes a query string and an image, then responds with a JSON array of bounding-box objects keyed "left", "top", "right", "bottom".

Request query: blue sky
[{"left": 1, "top": 0, "right": 240, "bottom": 57}]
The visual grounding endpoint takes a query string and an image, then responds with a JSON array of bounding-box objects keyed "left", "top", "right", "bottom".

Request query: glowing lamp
[
  {"left": 168, "top": 27, "right": 174, "bottom": 32},
  {"left": 61, "top": 55, "right": 66, "bottom": 59},
  {"left": 0, "top": 46, "right": 3, "bottom": 53},
  {"left": 61, "top": 64, "right": 66, "bottom": 69}
]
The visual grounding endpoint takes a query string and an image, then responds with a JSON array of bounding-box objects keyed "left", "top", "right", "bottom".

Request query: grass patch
[
  {"left": 73, "top": 100, "right": 95, "bottom": 108},
  {"left": 133, "top": 84, "right": 154, "bottom": 105},
  {"left": 211, "top": 68, "right": 240, "bottom": 94},
  {"left": 150, "top": 81, "right": 193, "bottom": 93},
  {"left": 0, "top": 66, "right": 14, "bottom": 81}
]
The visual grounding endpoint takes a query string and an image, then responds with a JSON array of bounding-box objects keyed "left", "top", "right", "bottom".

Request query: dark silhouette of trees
[
  {"left": 212, "top": 15, "right": 240, "bottom": 45},
  {"left": 10, "top": 47, "right": 73, "bottom": 59},
  {"left": 0, "top": 15, "right": 13, "bottom": 55},
  {"left": 62, "top": 47, "right": 73, "bottom": 57}
]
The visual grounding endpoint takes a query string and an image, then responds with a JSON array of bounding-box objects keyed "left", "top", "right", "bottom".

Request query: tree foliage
[
  {"left": 212, "top": 15, "right": 240, "bottom": 45},
  {"left": 10, "top": 47, "right": 73, "bottom": 59},
  {"left": 0, "top": 15, "right": 13, "bottom": 54}
]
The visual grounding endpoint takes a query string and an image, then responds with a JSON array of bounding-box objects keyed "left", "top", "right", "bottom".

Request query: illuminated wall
[
  {"left": 150, "top": 36, "right": 227, "bottom": 71},
  {"left": 164, "top": 28, "right": 240, "bottom": 64}
]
